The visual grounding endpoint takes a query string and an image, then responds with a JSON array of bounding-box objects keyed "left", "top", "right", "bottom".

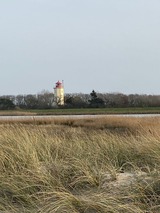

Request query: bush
[{"left": 0, "top": 98, "right": 15, "bottom": 110}]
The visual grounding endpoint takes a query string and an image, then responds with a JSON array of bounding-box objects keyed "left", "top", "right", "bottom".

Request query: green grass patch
[{"left": 1, "top": 107, "right": 160, "bottom": 116}]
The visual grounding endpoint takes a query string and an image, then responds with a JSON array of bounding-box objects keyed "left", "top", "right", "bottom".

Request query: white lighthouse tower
[{"left": 54, "top": 80, "right": 64, "bottom": 105}]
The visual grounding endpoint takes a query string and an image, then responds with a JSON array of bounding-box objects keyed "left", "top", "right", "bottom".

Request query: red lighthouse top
[{"left": 54, "top": 81, "right": 63, "bottom": 89}]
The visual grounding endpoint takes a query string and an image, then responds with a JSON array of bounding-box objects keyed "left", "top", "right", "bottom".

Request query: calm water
[{"left": 0, "top": 114, "right": 160, "bottom": 120}]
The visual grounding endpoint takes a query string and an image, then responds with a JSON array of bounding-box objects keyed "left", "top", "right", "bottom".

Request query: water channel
[{"left": 0, "top": 114, "right": 160, "bottom": 121}]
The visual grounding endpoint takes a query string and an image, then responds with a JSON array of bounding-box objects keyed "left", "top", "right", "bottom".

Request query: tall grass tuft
[{"left": 0, "top": 116, "right": 160, "bottom": 212}]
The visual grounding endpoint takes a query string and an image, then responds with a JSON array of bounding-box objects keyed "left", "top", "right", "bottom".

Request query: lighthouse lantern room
[{"left": 54, "top": 81, "right": 64, "bottom": 105}]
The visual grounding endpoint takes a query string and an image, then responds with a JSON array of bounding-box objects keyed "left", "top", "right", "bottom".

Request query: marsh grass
[{"left": 0, "top": 117, "right": 160, "bottom": 212}]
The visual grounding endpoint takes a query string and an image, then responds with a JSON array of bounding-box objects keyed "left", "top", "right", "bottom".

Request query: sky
[{"left": 0, "top": 0, "right": 160, "bottom": 95}]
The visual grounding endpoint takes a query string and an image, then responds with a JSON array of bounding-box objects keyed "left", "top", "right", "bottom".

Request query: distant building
[{"left": 54, "top": 81, "right": 64, "bottom": 105}]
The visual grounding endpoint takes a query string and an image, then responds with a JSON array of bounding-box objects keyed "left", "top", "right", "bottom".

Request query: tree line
[{"left": 1, "top": 90, "right": 160, "bottom": 110}]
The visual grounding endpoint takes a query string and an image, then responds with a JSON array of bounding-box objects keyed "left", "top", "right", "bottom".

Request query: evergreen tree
[{"left": 89, "top": 90, "right": 104, "bottom": 108}]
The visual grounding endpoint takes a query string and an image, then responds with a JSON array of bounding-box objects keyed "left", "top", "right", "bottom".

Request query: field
[
  {"left": 0, "top": 116, "right": 160, "bottom": 212},
  {"left": 1, "top": 107, "right": 160, "bottom": 116}
]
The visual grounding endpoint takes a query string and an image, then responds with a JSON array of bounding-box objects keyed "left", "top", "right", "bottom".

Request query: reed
[{"left": 0, "top": 117, "right": 160, "bottom": 212}]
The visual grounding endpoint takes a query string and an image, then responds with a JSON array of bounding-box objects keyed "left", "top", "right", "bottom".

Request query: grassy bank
[
  {"left": 1, "top": 107, "right": 160, "bottom": 116},
  {"left": 0, "top": 117, "right": 160, "bottom": 212}
]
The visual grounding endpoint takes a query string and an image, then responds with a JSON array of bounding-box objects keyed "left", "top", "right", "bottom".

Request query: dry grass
[
  {"left": 0, "top": 110, "right": 36, "bottom": 116},
  {"left": 0, "top": 116, "right": 160, "bottom": 212}
]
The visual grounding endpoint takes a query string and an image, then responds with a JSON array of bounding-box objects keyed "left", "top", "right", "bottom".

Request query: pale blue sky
[{"left": 0, "top": 0, "right": 160, "bottom": 95}]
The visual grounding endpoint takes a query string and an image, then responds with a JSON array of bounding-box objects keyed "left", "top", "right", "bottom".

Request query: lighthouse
[{"left": 54, "top": 80, "right": 64, "bottom": 105}]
